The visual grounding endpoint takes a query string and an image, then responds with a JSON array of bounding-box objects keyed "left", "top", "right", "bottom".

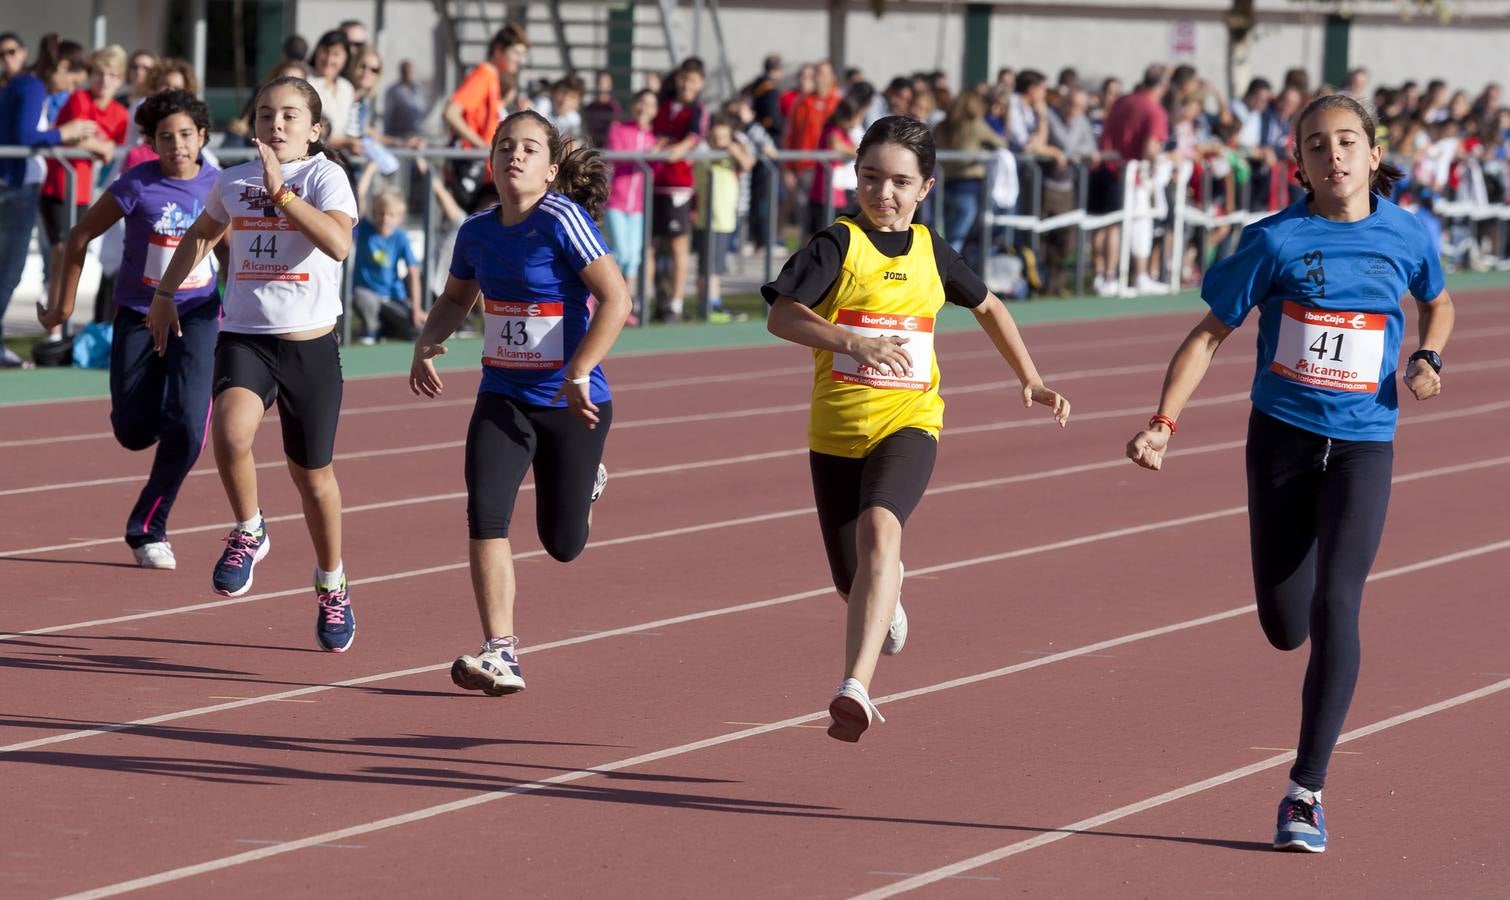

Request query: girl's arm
[
  {"left": 37, "top": 192, "right": 126, "bottom": 328},
  {"left": 409, "top": 274, "right": 481, "bottom": 398},
  {"left": 1404, "top": 290, "right": 1454, "bottom": 401},
  {"left": 254, "top": 139, "right": 354, "bottom": 261},
  {"left": 970, "top": 292, "right": 1070, "bottom": 424},
  {"left": 551, "top": 255, "right": 632, "bottom": 428},
  {"left": 767, "top": 295, "right": 915, "bottom": 377},
  {"left": 1126, "top": 311, "right": 1234, "bottom": 470},
  {"left": 147, "top": 209, "right": 231, "bottom": 354}
]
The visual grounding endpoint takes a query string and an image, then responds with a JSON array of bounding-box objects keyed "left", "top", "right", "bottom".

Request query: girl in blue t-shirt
[
  {"left": 1125, "top": 94, "right": 1455, "bottom": 854},
  {"left": 38, "top": 89, "right": 220, "bottom": 570},
  {"left": 410, "top": 110, "right": 630, "bottom": 696}
]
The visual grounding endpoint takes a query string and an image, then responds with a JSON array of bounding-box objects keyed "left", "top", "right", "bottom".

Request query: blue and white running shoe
[
  {"left": 212, "top": 522, "right": 270, "bottom": 597},
  {"left": 1273, "top": 795, "right": 1327, "bottom": 852},
  {"left": 452, "top": 637, "right": 526, "bottom": 695}
]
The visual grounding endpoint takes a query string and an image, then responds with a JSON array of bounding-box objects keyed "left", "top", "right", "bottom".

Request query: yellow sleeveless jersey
[{"left": 808, "top": 218, "right": 947, "bottom": 458}]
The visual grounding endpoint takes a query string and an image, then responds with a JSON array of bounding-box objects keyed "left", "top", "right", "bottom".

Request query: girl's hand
[
  {"left": 1404, "top": 358, "right": 1441, "bottom": 401},
  {"left": 409, "top": 342, "right": 447, "bottom": 397},
  {"left": 552, "top": 377, "right": 601, "bottom": 428},
  {"left": 849, "top": 335, "right": 913, "bottom": 379},
  {"left": 35, "top": 298, "right": 68, "bottom": 330},
  {"left": 252, "top": 139, "right": 283, "bottom": 196},
  {"left": 1023, "top": 383, "right": 1071, "bottom": 426},
  {"left": 1126, "top": 427, "right": 1171, "bottom": 471},
  {"left": 146, "top": 293, "right": 181, "bottom": 356}
]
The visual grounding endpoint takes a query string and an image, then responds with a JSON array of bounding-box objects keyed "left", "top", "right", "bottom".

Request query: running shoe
[
  {"left": 1273, "top": 795, "right": 1327, "bottom": 853},
  {"left": 132, "top": 541, "right": 177, "bottom": 570},
  {"left": 211, "top": 521, "right": 270, "bottom": 596},
  {"left": 591, "top": 462, "right": 608, "bottom": 503},
  {"left": 452, "top": 637, "right": 526, "bottom": 695},
  {"left": 827, "top": 677, "right": 885, "bottom": 743},
  {"left": 882, "top": 561, "right": 908, "bottom": 656},
  {"left": 314, "top": 572, "right": 356, "bottom": 652}
]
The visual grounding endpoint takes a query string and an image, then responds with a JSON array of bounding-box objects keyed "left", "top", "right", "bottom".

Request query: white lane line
[
  {"left": 854, "top": 676, "right": 1510, "bottom": 898},
  {"left": 48, "top": 543, "right": 1510, "bottom": 899}
]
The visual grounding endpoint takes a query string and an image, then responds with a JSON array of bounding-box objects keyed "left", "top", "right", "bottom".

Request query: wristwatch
[{"left": 1408, "top": 349, "right": 1442, "bottom": 373}]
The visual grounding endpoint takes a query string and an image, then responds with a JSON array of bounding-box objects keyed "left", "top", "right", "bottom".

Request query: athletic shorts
[
  {"left": 212, "top": 330, "right": 344, "bottom": 469},
  {"left": 653, "top": 191, "right": 693, "bottom": 238},
  {"left": 465, "top": 391, "right": 613, "bottom": 557},
  {"left": 808, "top": 427, "right": 938, "bottom": 596},
  {"left": 1087, "top": 165, "right": 1125, "bottom": 216}
]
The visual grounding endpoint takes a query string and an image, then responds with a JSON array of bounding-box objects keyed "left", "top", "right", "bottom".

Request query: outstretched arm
[
  {"left": 970, "top": 292, "right": 1070, "bottom": 424},
  {"left": 1126, "top": 312, "right": 1234, "bottom": 470}
]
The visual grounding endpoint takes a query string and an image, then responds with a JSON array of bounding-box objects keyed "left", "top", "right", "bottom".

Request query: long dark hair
[
  {"left": 854, "top": 114, "right": 937, "bottom": 180},
  {"left": 1291, "top": 93, "right": 1404, "bottom": 198},
  {"left": 253, "top": 76, "right": 329, "bottom": 159},
  {"left": 496, "top": 109, "right": 610, "bottom": 219}
]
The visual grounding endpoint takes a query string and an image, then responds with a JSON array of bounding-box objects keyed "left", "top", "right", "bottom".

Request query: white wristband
[{"left": 565, "top": 375, "right": 591, "bottom": 385}]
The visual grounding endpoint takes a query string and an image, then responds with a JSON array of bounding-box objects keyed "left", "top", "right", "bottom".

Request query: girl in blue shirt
[
  {"left": 410, "top": 110, "right": 630, "bottom": 696},
  {"left": 1125, "top": 94, "right": 1455, "bottom": 854}
]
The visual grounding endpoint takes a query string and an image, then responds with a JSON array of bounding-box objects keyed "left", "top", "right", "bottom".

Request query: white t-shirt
[{"left": 204, "top": 155, "right": 358, "bottom": 334}]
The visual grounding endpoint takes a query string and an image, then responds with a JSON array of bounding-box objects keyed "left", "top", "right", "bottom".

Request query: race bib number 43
[
  {"left": 483, "top": 300, "right": 565, "bottom": 370},
  {"left": 142, "top": 233, "right": 214, "bottom": 290},
  {"left": 831, "top": 308, "right": 935, "bottom": 391},
  {"left": 1270, "top": 301, "right": 1387, "bottom": 393}
]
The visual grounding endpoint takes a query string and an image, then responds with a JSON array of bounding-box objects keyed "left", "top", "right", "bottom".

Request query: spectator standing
[
  {"left": 1094, "top": 64, "right": 1170, "bottom": 296},
  {"left": 444, "top": 22, "right": 529, "bottom": 210},
  {"left": 383, "top": 60, "right": 427, "bottom": 142}
]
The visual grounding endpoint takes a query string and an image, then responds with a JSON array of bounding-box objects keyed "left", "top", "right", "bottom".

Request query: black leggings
[
  {"left": 809, "top": 428, "right": 938, "bottom": 596},
  {"left": 464, "top": 392, "right": 612, "bottom": 559},
  {"left": 1246, "top": 409, "right": 1393, "bottom": 791}
]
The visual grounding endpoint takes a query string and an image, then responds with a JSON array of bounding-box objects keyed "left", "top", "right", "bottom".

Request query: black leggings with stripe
[{"left": 1246, "top": 409, "right": 1393, "bottom": 791}]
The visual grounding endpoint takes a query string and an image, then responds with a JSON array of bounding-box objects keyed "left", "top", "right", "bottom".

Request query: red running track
[{"left": 1, "top": 293, "right": 1508, "bottom": 898}]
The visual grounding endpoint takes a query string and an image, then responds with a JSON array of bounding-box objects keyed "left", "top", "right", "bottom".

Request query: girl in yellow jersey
[{"left": 763, "top": 116, "right": 1071, "bottom": 742}]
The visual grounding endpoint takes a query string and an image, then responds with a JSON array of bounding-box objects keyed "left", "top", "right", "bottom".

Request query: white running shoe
[
  {"left": 132, "top": 541, "right": 177, "bottom": 570},
  {"left": 882, "top": 561, "right": 907, "bottom": 656},
  {"left": 828, "top": 677, "right": 885, "bottom": 743},
  {"left": 1093, "top": 275, "right": 1121, "bottom": 297},
  {"left": 451, "top": 637, "right": 526, "bottom": 696},
  {"left": 1134, "top": 274, "right": 1171, "bottom": 295}
]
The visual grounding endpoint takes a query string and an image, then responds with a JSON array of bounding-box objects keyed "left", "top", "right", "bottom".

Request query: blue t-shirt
[
  {"left": 108, "top": 159, "right": 221, "bottom": 314},
  {"left": 1203, "top": 195, "right": 1444, "bottom": 441},
  {"left": 353, "top": 218, "right": 419, "bottom": 299},
  {"left": 448, "top": 193, "right": 612, "bottom": 406}
]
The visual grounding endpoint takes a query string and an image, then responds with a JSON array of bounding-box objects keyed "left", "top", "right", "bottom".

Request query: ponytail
[
  {"left": 1371, "top": 159, "right": 1405, "bottom": 198},
  {"left": 552, "top": 144, "right": 610, "bottom": 220}
]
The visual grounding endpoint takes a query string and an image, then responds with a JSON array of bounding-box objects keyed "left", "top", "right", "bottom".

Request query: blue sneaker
[
  {"left": 1273, "top": 795, "right": 1327, "bottom": 852},
  {"left": 212, "top": 522, "right": 270, "bottom": 597},
  {"left": 314, "top": 574, "right": 356, "bottom": 652},
  {"left": 451, "top": 637, "right": 526, "bottom": 695}
]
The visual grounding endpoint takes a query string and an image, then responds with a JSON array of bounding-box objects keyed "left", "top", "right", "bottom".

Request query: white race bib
[
  {"left": 483, "top": 300, "right": 565, "bottom": 370},
  {"left": 831, "top": 308, "right": 935, "bottom": 391},
  {"left": 142, "top": 233, "right": 214, "bottom": 290},
  {"left": 1270, "top": 301, "right": 1387, "bottom": 393},
  {"left": 231, "top": 216, "right": 312, "bottom": 283}
]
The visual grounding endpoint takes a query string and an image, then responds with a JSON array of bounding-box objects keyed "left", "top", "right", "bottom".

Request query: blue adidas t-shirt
[
  {"left": 1203, "top": 195, "right": 1444, "bottom": 441},
  {"left": 448, "top": 193, "right": 612, "bottom": 407}
]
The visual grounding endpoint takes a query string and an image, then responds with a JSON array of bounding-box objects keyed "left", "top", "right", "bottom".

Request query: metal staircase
[{"left": 433, "top": 0, "right": 733, "bottom": 98}]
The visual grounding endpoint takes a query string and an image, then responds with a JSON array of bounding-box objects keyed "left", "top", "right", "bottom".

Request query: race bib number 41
[
  {"left": 831, "top": 308, "right": 935, "bottom": 391},
  {"left": 1270, "top": 301, "right": 1387, "bottom": 393},
  {"left": 483, "top": 300, "right": 565, "bottom": 370}
]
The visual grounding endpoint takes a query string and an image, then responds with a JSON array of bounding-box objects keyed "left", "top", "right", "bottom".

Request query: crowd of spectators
[{"left": 3, "top": 18, "right": 1508, "bottom": 364}]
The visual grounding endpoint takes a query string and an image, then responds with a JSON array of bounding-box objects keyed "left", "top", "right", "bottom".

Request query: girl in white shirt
[{"left": 150, "top": 76, "right": 360, "bottom": 653}]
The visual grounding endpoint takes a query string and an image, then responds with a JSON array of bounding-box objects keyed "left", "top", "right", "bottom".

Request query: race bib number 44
[
  {"left": 1271, "top": 301, "right": 1387, "bottom": 393},
  {"left": 831, "top": 308, "right": 935, "bottom": 391},
  {"left": 142, "top": 233, "right": 214, "bottom": 290},
  {"left": 483, "top": 300, "right": 565, "bottom": 370},
  {"left": 231, "top": 217, "right": 309, "bottom": 282}
]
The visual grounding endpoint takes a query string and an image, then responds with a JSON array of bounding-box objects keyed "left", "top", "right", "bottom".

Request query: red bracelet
[{"left": 1149, "top": 413, "right": 1177, "bottom": 434}]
